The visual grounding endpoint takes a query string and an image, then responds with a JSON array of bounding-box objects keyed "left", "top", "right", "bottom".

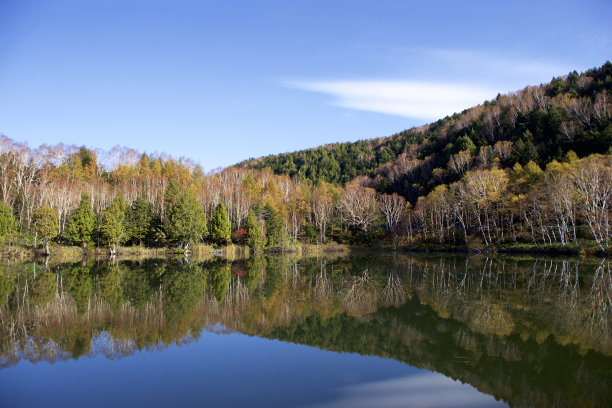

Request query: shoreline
[
  {"left": 1, "top": 240, "right": 609, "bottom": 263},
  {"left": 0, "top": 237, "right": 612, "bottom": 262},
  {"left": 0, "top": 242, "right": 352, "bottom": 263},
  {"left": 349, "top": 242, "right": 610, "bottom": 258}
]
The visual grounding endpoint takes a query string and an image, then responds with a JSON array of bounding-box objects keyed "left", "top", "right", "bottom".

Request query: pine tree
[
  {"left": 210, "top": 201, "right": 231, "bottom": 245},
  {"left": 245, "top": 209, "right": 264, "bottom": 250},
  {"left": 33, "top": 205, "right": 59, "bottom": 255},
  {"left": 66, "top": 193, "right": 95, "bottom": 247}
]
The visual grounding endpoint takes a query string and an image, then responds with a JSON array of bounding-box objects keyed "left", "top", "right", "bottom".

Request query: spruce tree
[
  {"left": 66, "top": 193, "right": 95, "bottom": 247},
  {"left": 210, "top": 201, "right": 231, "bottom": 245}
]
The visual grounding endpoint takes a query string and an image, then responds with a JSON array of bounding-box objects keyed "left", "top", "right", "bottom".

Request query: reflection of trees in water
[
  {"left": 206, "top": 277, "right": 250, "bottom": 330},
  {"left": 208, "top": 262, "right": 230, "bottom": 304},
  {"left": 381, "top": 273, "right": 406, "bottom": 307},
  {"left": 1, "top": 254, "right": 612, "bottom": 406},
  {"left": 312, "top": 261, "right": 332, "bottom": 302},
  {"left": 341, "top": 270, "right": 378, "bottom": 316},
  {"left": 403, "top": 256, "right": 612, "bottom": 354},
  {"left": 588, "top": 260, "right": 611, "bottom": 337},
  {"left": 1, "top": 254, "right": 611, "bottom": 362},
  {"left": 1, "top": 260, "right": 182, "bottom": 366}
]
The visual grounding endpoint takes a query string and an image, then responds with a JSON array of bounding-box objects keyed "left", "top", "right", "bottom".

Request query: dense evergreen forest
[{"left": 0, "top": 62, "right": 611, "bottom": 255}]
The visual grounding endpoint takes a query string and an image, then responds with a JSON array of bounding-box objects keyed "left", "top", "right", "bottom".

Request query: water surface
[{"left": 0, "top": 253, "right": 610, "bottom": 407}]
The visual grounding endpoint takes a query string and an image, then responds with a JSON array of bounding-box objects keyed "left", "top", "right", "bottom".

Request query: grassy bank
[
  {"left": 263, "top": 242, "right": 350, "bottom": 257},
  {"left": 0, "top": 243, "right": 248, "bottom": 263},
  {"left": 2, "top": 240, "right": 607, "bottom": 263},
  {"left": 396, "top": 241, "right": 609, "bottom": 257}
]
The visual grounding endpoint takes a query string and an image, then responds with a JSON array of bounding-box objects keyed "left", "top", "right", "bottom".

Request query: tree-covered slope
[
  {"left": 238, "top": 62, "right": 612, "bottom": 200},
  {"left": 238, "top": 133, "right": 426, "bottom": 186}
]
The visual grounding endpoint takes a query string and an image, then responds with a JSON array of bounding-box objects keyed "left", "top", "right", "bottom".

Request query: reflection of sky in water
[
  {"left": 0, "top": 330, "right": 507, "bottom": 408},
  {"left": 304, "top": 373, "right": 506, "bottom": 408}
]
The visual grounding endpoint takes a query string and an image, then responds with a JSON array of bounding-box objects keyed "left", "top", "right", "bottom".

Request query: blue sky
[{"left": 0, "top": 0, "right": 610, "bottom": 170}]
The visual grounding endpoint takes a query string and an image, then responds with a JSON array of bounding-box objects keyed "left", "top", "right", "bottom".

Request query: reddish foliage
[
  {"left": 231, "top": 266, "right": 248, "bottom": 276},
  {"left": 231, "top": 228, "right": 248, "bottom": 244}
]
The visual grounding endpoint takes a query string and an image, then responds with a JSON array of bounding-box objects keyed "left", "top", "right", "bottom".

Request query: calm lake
[{"left": 0, "top": 253, "right": 610, "bottom": 407}]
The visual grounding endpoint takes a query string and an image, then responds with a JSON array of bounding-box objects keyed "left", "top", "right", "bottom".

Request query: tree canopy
[
  {"left": 209, "top": 201, "right": 231, "bottom": 245},
  {"left": 0, "top": 202, "right": 16, "bottom": 238},
  {"left": 66, "top": 193, "right": 95, "bottom": 246},
  {"left": 245, "top": 209, "right": 264, "bottom": 250},
  {"left": 165, "top": 190, "right": 207, "bottom": 248},
  {"left": 33, "top": 205, "right": 58, "bottom": 254},
  {"left": 126, "top": 197, "right": 154, "bottom": 245},
  {"left": 100, "top": 194, "right": 127, "bottom": 252}
]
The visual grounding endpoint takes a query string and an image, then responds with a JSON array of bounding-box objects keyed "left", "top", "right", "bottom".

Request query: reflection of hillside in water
[{"left": 0, "top": 254, "right": 611, "bottom": 407}]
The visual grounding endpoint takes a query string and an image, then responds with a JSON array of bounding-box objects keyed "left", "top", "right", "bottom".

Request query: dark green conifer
[
  {"left": 100, "top": 194, "right": 127, "bottom": 254},
  {"left": 264, "top": 203, "right": 285, "bottom": 248},
  {"left": 165, "top": 190, "right": 207, "bottom": 250},
  {"left": 66, "top": 193, "right": 95, "bottom": 247},
  {"left": 210, "top": 201, "right": 231, "bottom": 245},
  {"left": 126, "top": 197, "right": 154, "bottom": 245},
  {"left": 245, "top": 209, "right": 264, "bottom": 250}
]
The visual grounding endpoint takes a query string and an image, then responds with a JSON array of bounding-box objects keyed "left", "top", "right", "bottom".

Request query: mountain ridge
[{"left": 238, "top": 61, "right": 612, "bottom": 202}]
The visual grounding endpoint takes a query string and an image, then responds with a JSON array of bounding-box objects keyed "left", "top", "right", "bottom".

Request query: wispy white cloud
[
  {"left": 420, "top": 48, "right": 573, "bottom": 79},
  {"left": 304, "top": 372, "right": 507, "bottom": 408},
  {"left": 285, "top": 80, "right": 497, "bottom": 120},
  {"left": 284, "top": 48, "right": 575, "bottom": 120}
]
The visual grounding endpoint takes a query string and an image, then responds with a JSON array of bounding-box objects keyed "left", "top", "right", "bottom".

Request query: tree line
[
  {"left": 0, "top": 131, "right": 609, "bottom": 254},
  {"left": 0, "top": 63, "right": 610, "bottom": 255}
]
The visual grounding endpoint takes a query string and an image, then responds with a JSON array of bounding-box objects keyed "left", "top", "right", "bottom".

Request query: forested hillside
[
  {"left": 0, "top": 63, "right": 611, "bottom": 254},
  {"left": 240, "top": 62, "right": 612, "bottom": 201}
]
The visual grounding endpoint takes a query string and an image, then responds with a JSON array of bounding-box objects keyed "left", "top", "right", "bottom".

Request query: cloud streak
[
  {"left": 286, "top": 80, "right": 497, "bottom": 121},
  {"left": 287, "top": 80, "right": 497, "bottom": 120},
  {"left": 284, "top": 48, "right": 574, "bottom": 121}
]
